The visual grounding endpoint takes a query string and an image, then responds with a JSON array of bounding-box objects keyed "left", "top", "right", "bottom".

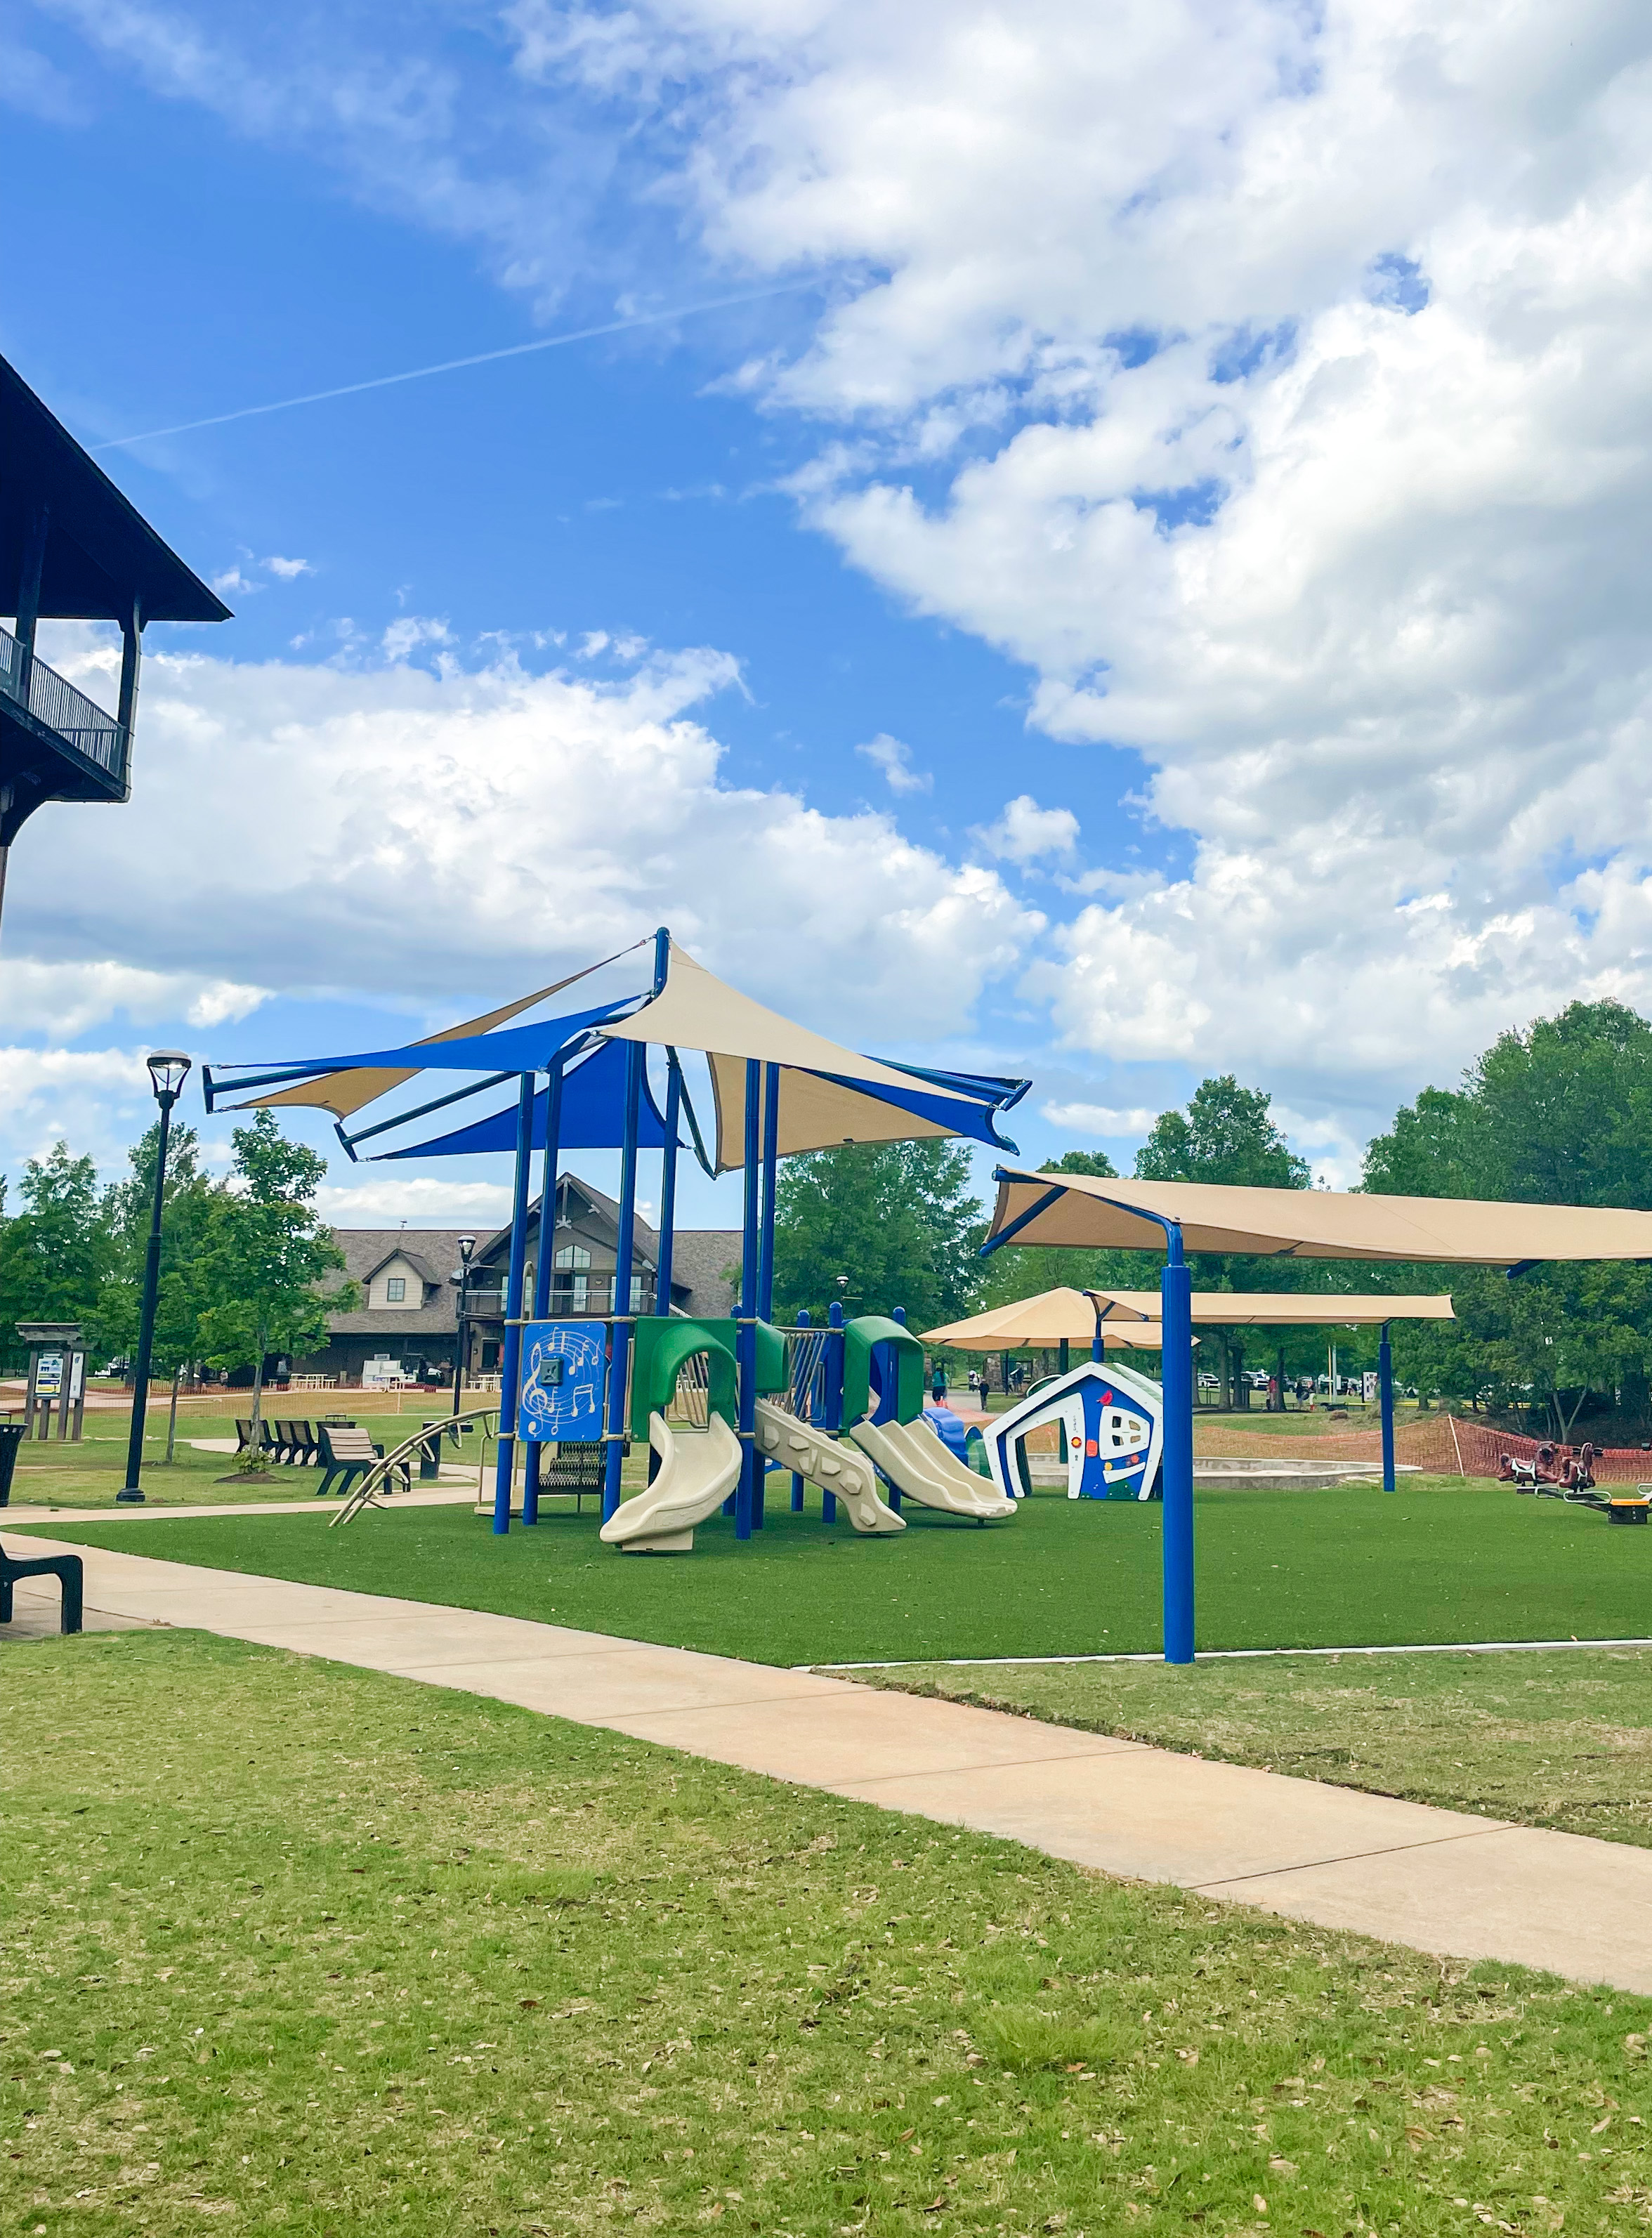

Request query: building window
[
  {"left": 554, "top": 1245, "right": 591, "bottom": 1270},
  {"left": 385, "top": 1276, "right": 406, "bottom": 1302}
]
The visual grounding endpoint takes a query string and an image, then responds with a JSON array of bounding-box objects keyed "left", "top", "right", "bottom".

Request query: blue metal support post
[
  {"left": 790, "top": 1309, "right": 810, "bottom": 1512},
  {"left": 753, "top": 1060, "right": 780, "bottom": 1529},
  {"left": 522, "top": 1054, "right": 565, "bottom": 1528},
  {"left": 1379, "top": 1319, "right": 1396, "bottom": 1493},
  {"left": 492, "top": 1072, "right": 537, "bottom": 1535},
  {"left": 656, "top": 1049, "right": 682, "bottom": 1310},
  {"left": 734, "top": 1059, "right": 761, "bottom": 1540},
  {"left": 822, "top": 1299, "right": 844, "bottom": 1524},
  {"left": 602, "top": 1038, "right": 645, "bottom": 1525},
  {"left": 1160, "top": 1225, "right": 1195, "bottom": 1662}
]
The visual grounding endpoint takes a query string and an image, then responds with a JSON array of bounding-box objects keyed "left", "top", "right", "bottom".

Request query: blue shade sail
[
  {"left": 204, "top": 994, "right": 643, "bottom": 1108},
  {"left": 375, "top": 1036, "right": 676, "bottom": 1159}
]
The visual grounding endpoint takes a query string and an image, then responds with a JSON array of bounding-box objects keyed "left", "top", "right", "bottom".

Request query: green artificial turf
[
  {"left": 6, "top": 1628, "right": 1651, "bottom": 2237},
  {"left": 855, "top": 1647, "right": 1652, "bottom": 1848},
  {"left": 29, "top": 1474, "right": 1652, "bottom": 1667}
]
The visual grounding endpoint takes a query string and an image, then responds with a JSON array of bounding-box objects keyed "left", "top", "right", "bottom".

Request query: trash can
[{"left": 0, "top": 1419, "right": 27, "bottom": 1506}]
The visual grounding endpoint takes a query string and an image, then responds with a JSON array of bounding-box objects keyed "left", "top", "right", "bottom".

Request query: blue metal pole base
[
  {"left": 1160, "top": 1236, "right": 1195, "bottom": 1663},
  {"left": 1379, "top": 1323, "right": 1396, "bottom": 1493}
]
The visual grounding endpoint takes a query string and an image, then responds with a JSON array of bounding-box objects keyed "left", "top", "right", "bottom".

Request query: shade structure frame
[
  {"left": 983, "top": 1166, "right": 1652, "bottom": 1265},
  {"left": 601, "top": 942, "right": 1027, "bottom": 1172}
]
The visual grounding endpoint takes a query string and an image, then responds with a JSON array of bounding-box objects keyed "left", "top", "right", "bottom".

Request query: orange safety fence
[{"left": 1194, "top": 1414, "right": 1652, "bottom": 1482}]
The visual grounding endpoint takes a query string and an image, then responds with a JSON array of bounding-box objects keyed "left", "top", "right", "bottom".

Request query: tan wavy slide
[
  {"left": 753, "top": 1399, "right": 904, "bottom": 1534},
  {"left": 849, "top": 1415, "right": 1017, "bottom": 1521},
  {"left": 599, "top": 1410, "right": 742, "bottom": 1554}
]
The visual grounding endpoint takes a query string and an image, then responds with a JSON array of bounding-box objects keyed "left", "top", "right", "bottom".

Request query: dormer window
[{"left": 386, "top": 1276, "right": 406, "bottom": 1302}]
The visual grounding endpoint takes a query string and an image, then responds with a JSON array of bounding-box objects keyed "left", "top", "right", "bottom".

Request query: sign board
[
  {"left": 34, "top": 1353, "right": 63, "bottom": 1400},
  {"left": 518, "top": 1321, "right": 605, "bottom": 1443},
  {"left": 1363, "top": 1370, "right": 1379, "bottom": 1405}
]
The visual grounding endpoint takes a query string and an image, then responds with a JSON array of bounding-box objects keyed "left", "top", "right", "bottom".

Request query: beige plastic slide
[
  {"left": 850, "top": 1414, "right": 1018, "bottom": 1522},
  {"left": 753, "top": 1399, "right": 904, "bottom": 1534},
  {"left": 598, "top": 1409, "right": 742, "bottom": 1554}
]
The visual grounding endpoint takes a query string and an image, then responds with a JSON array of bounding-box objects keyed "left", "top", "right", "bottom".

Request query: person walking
[{"left": 931, "top": 1359, "right": 948, "bottom": 1406}]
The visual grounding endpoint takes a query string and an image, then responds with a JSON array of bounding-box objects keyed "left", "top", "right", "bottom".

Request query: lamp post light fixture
[
  {"left": 117, "top": 1049, "right": 192, "bottom": 1502},
  {"left": 450, "top": 1233, "right": 478, "bottom": 1418}
]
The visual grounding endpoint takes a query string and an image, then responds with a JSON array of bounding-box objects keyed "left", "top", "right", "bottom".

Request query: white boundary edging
[{"left": 806, "top": 1635, "right": 1652, "bottom": 1670}]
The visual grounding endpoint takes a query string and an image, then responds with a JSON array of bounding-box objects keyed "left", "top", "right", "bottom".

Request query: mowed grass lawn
[
  {"left": 7, "top": 1629, "right": 1652, "bottom": 2238},
  {"left": 4, "top": 1398, "right": 494, "bottom": 1510},
  {"left": 858, "top": 1649, "right": 1652, "bottom": 1850},
  {"left": 32, "top": 1475, "right": 1652, "bottom": 1667}
]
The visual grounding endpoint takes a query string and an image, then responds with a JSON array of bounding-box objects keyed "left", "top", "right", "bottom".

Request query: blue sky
[{"left": 4, "top": 0, "right": 1651, "bottom": 1231}]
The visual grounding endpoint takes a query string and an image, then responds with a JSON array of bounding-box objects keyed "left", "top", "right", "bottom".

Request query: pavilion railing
[{"left": 0, "top": 624, "right": 129, "bottom": 785}]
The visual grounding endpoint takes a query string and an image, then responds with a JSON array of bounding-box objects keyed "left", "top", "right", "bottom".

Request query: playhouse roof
[{"left": 984, "top": 1170, "right": 1652, "bottom": 1264}]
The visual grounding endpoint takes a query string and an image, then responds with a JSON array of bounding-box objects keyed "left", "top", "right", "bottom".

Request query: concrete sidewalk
[{"left": 6, "top": 1528, "right": 1652, "bottom": 1996}]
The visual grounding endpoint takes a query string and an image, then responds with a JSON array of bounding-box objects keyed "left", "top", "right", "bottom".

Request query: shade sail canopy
[
  {"left": 206, "top": 993, "right": 640, "bottom": 1116},
  {"left": 603, "top": 943, "right": 1025, "bottom": 1171},
  {"left": 375, "top": 1038, "right": 677, "bottom": 1160},
  {"left": 211, "top": 948, "right": 648, "bottom": 1118},
  {"left": 985, "top": 1169, "right": 1652, "bottom": 1265},
  {"left": 921, "top": 1290, "right": 1169, "bottom": 1348},
  {"left": 1090, "top": 1290, "right": 1457, "bottom": 1326}
]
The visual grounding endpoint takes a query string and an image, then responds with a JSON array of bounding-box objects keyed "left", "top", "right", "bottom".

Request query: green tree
[
  {"left": 196, "top": 1111, "right": 353, "bottom": 1466},
  {"left": 1363, "top": 1000, "right": 1652, "bottom": 1431},
  {"left": 1135, "top": 1075, "right": 1311, "bottom": 1191},
  {"left": 0, "top": 1142, "right": 115, "bottom": 1357},
  {"left": 772, "top": 1140, "right": 983, "bottom": 1330},
  {"left": 1134, "top": 1076, "right": 1313, "bottom": 1406}
]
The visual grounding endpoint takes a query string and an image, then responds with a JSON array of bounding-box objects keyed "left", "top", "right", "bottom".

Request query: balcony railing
[
  {"left": 0, "top": 624, "right": 129, "bottom": 785},
  {"left": 461, "top": 1280, "right": 657, "bottom": 1320}
]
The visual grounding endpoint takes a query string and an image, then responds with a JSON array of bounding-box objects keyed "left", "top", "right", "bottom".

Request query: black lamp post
[
  {"left": 117, "top": 1049, "right": 191, "bottom": 1503},
  {"left": 450, "top": 1234, "right": 477, "bottom": 1419}
]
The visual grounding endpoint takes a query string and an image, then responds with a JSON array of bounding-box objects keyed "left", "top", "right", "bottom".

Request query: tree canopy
[{"left": 772, "top": 1139, "right": 983, "bottom": 1329}]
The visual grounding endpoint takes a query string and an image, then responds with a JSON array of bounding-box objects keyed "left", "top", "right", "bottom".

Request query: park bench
[
  {"left": 316, "top": 1424, "right": 411, "bottom": 1503},
  {"left": 1, "top": 1540, "right": 83, "bottom": 1633},
  {"left": 272, "top": 1420, "right": 319, "bottom": 1467},
  {"left": 234, "top": 1418, "right": 276, "bottom": 1464}
]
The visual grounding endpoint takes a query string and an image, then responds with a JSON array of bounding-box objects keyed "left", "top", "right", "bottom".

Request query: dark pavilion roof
[{"left": 0, "top": 352, "right": 232, "bottom": 624}]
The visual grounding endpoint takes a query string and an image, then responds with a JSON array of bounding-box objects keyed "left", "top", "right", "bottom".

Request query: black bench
[{"left": 1, "top": 1540, "right": 83, "bottom": 1634}]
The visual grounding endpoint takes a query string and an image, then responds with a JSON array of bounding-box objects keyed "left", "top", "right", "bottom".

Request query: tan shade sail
[
  {"left": 920, "top": 1290, "right": 1169, "bottom": 1348},
  {"left": 1090, "top": 1290, "right": 1457, "bottom": 1326},
  {"left": 604, "top": 943, "right": 987, "bottom": 1174},
  {"left": 986, "top": 1169, "right": 1652, "bottom": 1265},
  {"left": 241, "top": 969, "right": 613, "bottom": 1120}
]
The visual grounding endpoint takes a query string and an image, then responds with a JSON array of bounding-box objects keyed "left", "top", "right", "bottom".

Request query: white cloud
[
  {"left": 316, "top": 1177, "right": 514, "bottom": 1224},
  {"left": 855, "top": 731, "right": 931, "bottom": 794},
  {"left": 381, "top": 615, "right": 454, "bottom": 662},
  {"left": 211, "top": 566, "right": 260, "bottom": 596},
  {"left": 976, "top": 795, "right": 1078, "bottom": 864},
  {"left": 18, "top": 632, "right": 1038, "bottom": 1052},
  {"left": 570, "top": 0, "right": 1652, "bottom": 1113},
  {"left": 264, "top": 554, "right": 313, "bottom": 579},
  {"left": 1041, "top": 1099, "right": 1158, "bottom": 1138},
  {"left": 0, "top": 960, "right": 268, "bottom": 1038},
  {"left": 0, "top": 1047, "right": 162, "bottom": 1174}
]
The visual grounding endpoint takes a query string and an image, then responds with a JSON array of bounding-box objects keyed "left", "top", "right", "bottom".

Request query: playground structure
[
  {"left": 983, "top": 1356, "right": 1167, "bottom": 1504},
  {"left": 207, "top": 931, "right": 1029, "bottom": 1556}
]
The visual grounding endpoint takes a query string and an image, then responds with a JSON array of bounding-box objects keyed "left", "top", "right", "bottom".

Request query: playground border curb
[{"left": 804, "top": 1634, "right": 1652, "bottom": 1670}]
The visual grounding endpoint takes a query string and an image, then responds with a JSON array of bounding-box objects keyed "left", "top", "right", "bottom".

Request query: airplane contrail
[{"left": 91, "top": 282, "right": 816, "bottom": 451}]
